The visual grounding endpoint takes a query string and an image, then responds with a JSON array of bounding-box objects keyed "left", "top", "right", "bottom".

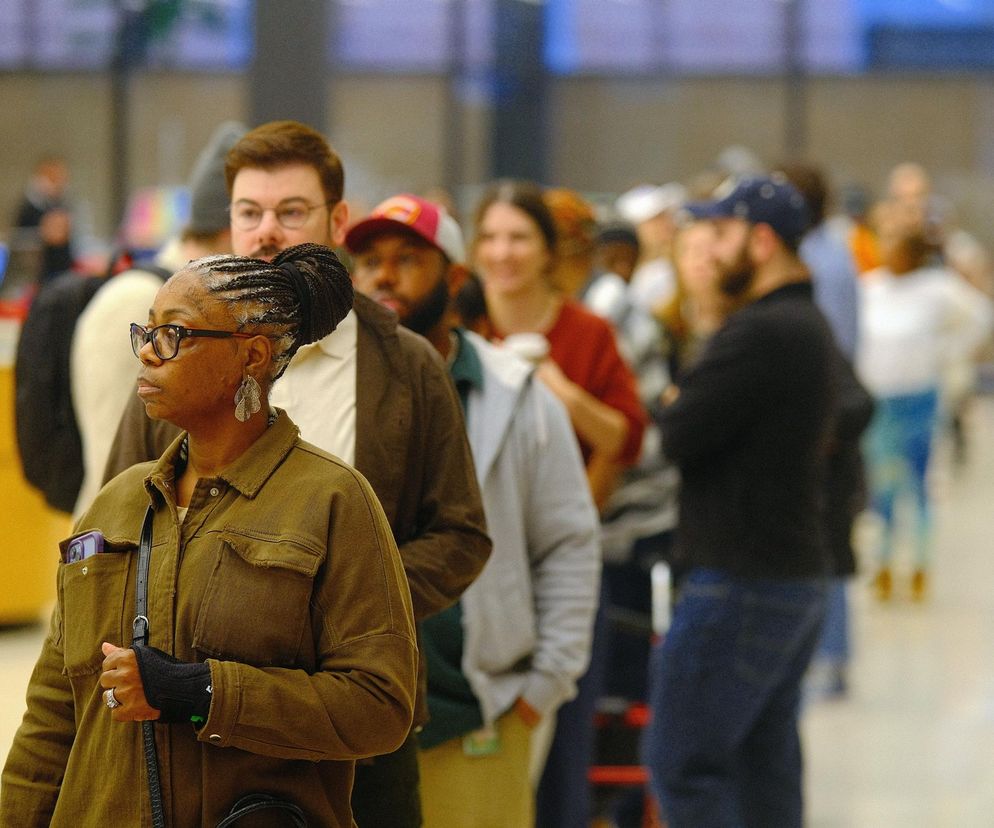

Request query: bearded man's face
[{"left": 713, "top": 218, "right": 756, "bottom": 299}]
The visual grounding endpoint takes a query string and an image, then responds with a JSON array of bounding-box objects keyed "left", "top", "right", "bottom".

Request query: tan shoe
[
  {"left": 872, "top": 568, "right": 892, "bottom": 601},
  {"left": 911, "top": 569, "right": 928, "bottom": 602}
]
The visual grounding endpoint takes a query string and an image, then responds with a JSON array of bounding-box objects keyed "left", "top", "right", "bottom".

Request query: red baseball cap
[{"left": 345, "top": 194, "right": 466, "bottom": 264}]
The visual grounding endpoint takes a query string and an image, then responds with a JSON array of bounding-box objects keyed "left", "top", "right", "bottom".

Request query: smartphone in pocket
[{"left": 64, "top": 531, "right": 105, "bottom": 564}]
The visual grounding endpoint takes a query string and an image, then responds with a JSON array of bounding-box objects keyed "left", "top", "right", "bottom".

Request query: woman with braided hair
[{"left": 2, "top": 244, "right": 418, "bottom": 827}]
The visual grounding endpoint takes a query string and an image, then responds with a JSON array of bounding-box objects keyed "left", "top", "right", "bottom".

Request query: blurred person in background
[
  {"left": 546, "top": 190, "right": 663, "bottom": 386},
  {"left": 858, "top": 216, "right": 992, "bottom": 602},
  {"left": 884, "top": 161, "right": 994, "bottom": 465},
  {"left": 887, "top": 161, "right": 992, "bottom": 294},
  {"left": 71, "top": 121, "right": 247, "bottom": 518},
  {"left": 475, "top": 180, "right": 645, "bottom": 510},
  {"left": 615, "top": 182, "right": 687, "bottom": 313},
  {"left": 644, "top": 176, "right": 836, "bottom": 828},
  {"left": 473, "top": 179, "right": 646, "bottom": 828},
  {"left": 453, "top": 270, "right": 495, "bottom": 340},
  {"left": 777, "top": 161, "right": 866, "bottom": 697},
  {"left": 347, "top": 193, "right": 600, "bottom": 828},
  {"left": 778, "top": 162, "right": 860, "bottom": 361},
  {"left": 549, "top": 189, "right": 678, "bottom": 827},
  {"left": 835, "top": 182, "right": 883, "bottom": 275},
  {"left": 655, "top": 218, "right": 730, "bottom": 376},
  {"left": 594, "top": 222, "right": 640, "bottom": 284},
  {"left": 543, "top": 186, "right": 602, "bottom": 298},
  {"left": 100, "top": 119, "right": 491, "bottom": 828},
  {"left": 13, "top": 154, "right": 75, "bottom": 284}
]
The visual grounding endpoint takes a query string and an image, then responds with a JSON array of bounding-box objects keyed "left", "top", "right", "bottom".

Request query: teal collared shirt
[
  {"left": 419, "top": 328, "right": 486, "bottom": 749},
  {"left": 449, "top": 327, "right": 484, "bottom": 414}
]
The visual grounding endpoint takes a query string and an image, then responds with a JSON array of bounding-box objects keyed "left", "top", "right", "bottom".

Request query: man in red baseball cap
[
  {"left": 345, "top": 194, "right": 467, "bottom": 348},
  {"left": 347, "top": 195, "right": 601, "bottom": 828}
]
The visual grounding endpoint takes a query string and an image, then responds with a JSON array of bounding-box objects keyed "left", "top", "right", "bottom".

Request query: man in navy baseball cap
[
  {"left": 683, "top": 173, "right": 812, "bottom": 300},
  {"left": 644, "top": 171, "right": 836, "bottom": 828},
  {"left": 686, "top": 173, "right": 811, "bottom": 249}
]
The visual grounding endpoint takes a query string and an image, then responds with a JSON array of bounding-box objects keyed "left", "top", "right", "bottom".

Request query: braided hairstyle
[{"left": 186, "top": 243, "right": 354, "bottom": 381}]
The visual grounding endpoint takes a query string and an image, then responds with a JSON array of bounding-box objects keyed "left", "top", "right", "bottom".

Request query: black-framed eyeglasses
[
  {"left": 228, "top": 198, "right": 335, "bottom": 231},
  {"left": 130, "top": 322, "right": 253, "bottom": 361}
]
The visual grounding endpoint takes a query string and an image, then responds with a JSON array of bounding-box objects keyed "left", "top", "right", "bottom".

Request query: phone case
[{"left": 63, "top": 531, "right": 105, "bottom": 564}]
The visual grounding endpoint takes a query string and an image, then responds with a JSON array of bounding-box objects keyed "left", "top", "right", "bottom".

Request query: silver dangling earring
[{"left": 234, "top": 373, "right": 262, "bottom": 423}]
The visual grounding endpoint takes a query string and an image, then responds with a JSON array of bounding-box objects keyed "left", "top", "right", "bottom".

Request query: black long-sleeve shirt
[{"left": 658, "top": 281, "right": 837, "bottom": 578}]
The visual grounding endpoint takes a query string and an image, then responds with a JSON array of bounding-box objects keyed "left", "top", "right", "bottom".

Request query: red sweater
[{"left": 499, "top": 299, "right": 646, "bottom": 467}]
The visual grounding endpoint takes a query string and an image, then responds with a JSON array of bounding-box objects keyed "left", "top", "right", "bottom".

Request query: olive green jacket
[
  {"left": 101, "top": 293, "right": 491, "bottom": 725},
  {"left": 1, "top": 412, "right": 418, "bottom": 827}
]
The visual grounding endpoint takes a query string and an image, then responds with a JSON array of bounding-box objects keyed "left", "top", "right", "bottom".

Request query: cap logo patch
[
  {"left": 374, "top": 196, "right": 422, "bottom": 228},
  {"left": 713, "top": 176, "right": 738, "bottom": 200}
]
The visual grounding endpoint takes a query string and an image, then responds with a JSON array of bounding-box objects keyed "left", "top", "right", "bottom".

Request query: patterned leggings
[{"left": 863, "top": 389, "right": 939, "bottom": 568}]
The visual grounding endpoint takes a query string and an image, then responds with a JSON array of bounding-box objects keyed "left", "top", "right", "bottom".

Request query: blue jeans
[
  {"left": 642, "top": 568, "right": 827, "bottom": 828},
  {"left": 815, "top": 577, "right": 849, "bottom": 664},
  {"left": 864, "top": 389, "right": 939, "bottom": 567}
]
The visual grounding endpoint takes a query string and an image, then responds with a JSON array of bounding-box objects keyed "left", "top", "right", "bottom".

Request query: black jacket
[
  {"left": 14, "top": 273, "right": 103, "bottom": 512},
  {"left": 823, "top": 351, "right": 874, "bottom": 576},
  {"left": 658, "top": 281, "right": 837, "bottom": 579}
]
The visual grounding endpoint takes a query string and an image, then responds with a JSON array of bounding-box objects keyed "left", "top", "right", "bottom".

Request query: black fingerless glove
[{"left": 132, "top": 645, "right": 212, "bottom": 725}]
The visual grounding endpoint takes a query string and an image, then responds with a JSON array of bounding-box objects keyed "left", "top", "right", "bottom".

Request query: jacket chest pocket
[
  {"left": 192, "top": 532, "right": 322, "bottom": 667},
  {"left": 60, "top": 541, "right": 134, "bottom": 677}
]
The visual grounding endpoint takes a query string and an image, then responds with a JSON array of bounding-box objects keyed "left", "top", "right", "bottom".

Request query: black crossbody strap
[
  {"left": 135, "top": 505, "right": 166, "bottom": 828},
  {"left": 133, "top": 505, "right": 153, "bottom": 646}
]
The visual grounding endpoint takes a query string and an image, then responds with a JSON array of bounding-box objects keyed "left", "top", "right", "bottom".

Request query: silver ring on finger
[{"left": 104, "top": 687, "right": 122, "bottom": 709}]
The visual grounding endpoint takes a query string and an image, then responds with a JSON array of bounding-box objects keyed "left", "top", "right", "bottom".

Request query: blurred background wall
[{"left": 3, "top": 0, "right": 994, "bottom": 252}]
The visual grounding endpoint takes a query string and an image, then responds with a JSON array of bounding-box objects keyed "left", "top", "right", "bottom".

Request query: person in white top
[
  {"left": 858, "top": 222, "right": 992, "bottom": 600},
  {"left": 71, "top": 121, "right": 246, "bottom": 517},
  {"left": 615, "top": 182, "right": 687, "bottom": 313}
]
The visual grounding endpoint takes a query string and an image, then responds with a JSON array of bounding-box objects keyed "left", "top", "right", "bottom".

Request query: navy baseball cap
[{"left": 684, "top": 174, "right": 811, "bottom": 248}]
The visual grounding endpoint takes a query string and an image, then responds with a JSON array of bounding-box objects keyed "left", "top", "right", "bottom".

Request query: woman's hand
[
  {"left": 534, "top": 357, "right": 573, "bottom": 401},
  {"left": 99, "top": 642, "right": 161, "bottom": 722},
  {"left": 514, "top": 696, "right": 541, "bottom": 729}
]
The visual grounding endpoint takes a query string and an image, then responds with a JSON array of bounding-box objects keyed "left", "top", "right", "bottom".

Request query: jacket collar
[
  {"left": 754, "top": 280, "right": 814, "bottom": 305},
  {"left": 353, "top": 291, "right": 400, "bottom": 340},
  {"left": 145, "top": 410, "right": 300, "bottom": 502}
]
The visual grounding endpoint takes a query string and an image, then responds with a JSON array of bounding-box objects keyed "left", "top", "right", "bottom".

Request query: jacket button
[
  {"left": 209, "top": 487, "right": 220, "bottom": 497},
  {"left": 209, "top": 733, "right": 221, "bottom": 742}
]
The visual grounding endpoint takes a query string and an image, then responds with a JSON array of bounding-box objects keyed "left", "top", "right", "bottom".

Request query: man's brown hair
[{"left": 224, "top": 120, "right": 344, "bottom": 204}]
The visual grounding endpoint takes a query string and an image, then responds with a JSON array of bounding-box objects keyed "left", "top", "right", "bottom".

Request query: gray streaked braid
[{"left": 186, "top": 243, "right": 354, "bottom": 381}]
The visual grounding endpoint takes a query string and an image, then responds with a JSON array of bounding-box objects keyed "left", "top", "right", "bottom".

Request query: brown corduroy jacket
[{"left": 1, "top": 412, "right": 418, "bottom": 827}]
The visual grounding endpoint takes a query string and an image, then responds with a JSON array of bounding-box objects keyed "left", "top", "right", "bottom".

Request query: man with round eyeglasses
[
  {"left": 228, "top": 198, "right": 337, "bottom": 237},
  {"left": 104, "top": 120, "right": 491, "bottom": 828},
  {"left": 224, "top": 126, "right": 349, "bottom": 262}
]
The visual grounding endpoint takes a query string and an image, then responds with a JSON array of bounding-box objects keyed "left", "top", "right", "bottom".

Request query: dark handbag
[
  {"left": 216, "top": 794, "right": 308, "bottom": 827},
  {"left": 135, "top": 506, "right": 307, "bottom": 828}
]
